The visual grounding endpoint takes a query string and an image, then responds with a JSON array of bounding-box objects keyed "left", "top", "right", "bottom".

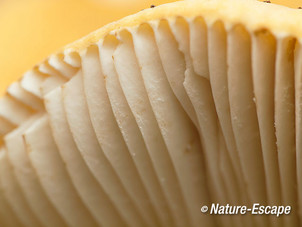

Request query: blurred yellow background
[
  {"left": 0, "top": 0, "right": 177, "bottom": 95},
  {"left": 0, "top": 0, "right": 301, "bottom": 95}
]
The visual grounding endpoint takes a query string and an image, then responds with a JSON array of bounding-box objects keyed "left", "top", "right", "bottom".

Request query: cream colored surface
[
  {"left": 24, "top": 116, "right": 98, "bottom": 227},
  {"left": 4, "top": 114, "right": 67, "bottom": 227},
  {"left": 45, "top": 86, "right": 126, "bottom": 227},
  {"left": 0, "top": 0, "right": 301, "bottom": 226}
]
